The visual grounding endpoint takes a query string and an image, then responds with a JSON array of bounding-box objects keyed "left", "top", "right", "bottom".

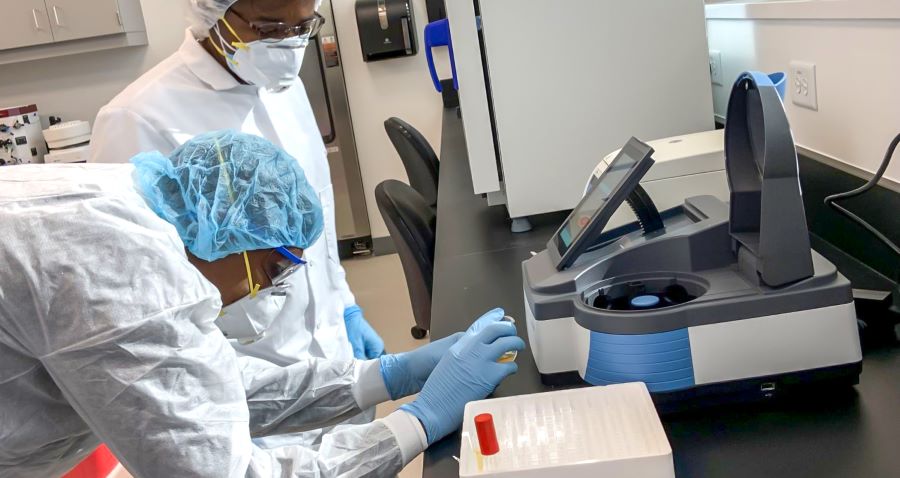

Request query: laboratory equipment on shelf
[
  {"left": 445, "top": 0, "right": 714, "bottom": 224},
  {"left": 522, "top": 72, "right": 862, "bottom": 409},
  {"left": 459, "top": 383, "right": 674, "bottom": 477},
  {"left": 0, "top": 104, "right": 46, "bottom": 166},
  {"left": 44, "top": 120, "right": 92, "bottom": 164}
]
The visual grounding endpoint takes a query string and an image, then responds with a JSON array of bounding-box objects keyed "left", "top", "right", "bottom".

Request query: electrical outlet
[
  {"left": 790, "top": 61, "right": 818, "bottom": 111},
  {"left": 709, "top": 50, "right": 724, "bottom": 86}
]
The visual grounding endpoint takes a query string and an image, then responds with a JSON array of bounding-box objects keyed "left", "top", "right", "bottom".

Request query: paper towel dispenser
[
  {"left": 426, "top": 0, "right": 446, "bottom": 22},
  {"left": 355, "top": 0, "right": 418, "bottom": 62}
]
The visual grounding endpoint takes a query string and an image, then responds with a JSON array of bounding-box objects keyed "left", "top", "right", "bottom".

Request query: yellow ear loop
[
  {"left": 242, "top": 251, "right": 261, "bottom": 298},
  {"left": 221, "top": 16, "right": 249, "bottom": 50},
  {"left": 214, "top": 138, "right": 261, "bottom": 298},
  {"left": 208, "top": 19, "right": 244, "bottom": 67}
]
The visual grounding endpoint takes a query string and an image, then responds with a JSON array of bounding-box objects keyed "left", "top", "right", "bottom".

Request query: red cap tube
[{"left": 474, "top": 413, "right": 500, "bottom": 456}]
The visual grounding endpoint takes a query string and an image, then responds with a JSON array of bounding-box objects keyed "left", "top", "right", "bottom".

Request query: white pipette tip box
[{"left": 459, "top": 382, "right": 674, "bottom": 478}]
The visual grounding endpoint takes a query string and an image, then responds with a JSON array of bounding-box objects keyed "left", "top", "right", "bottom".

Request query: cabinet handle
[
  {"left": 32, "top": 9, "right": 42, "bottom": 30},
  {"left": 52, "top": 5, "right": 62, "bottom": 26}
]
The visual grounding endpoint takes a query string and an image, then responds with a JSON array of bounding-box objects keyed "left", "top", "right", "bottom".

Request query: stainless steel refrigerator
[{"left": 300, "top": 0, "right": 372, "bottom": 257}]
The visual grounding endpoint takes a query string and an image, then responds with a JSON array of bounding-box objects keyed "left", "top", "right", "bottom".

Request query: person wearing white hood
[
  {"left": 89, "top": 0, "right": 385, "bottom": 428},
  {"left": 0, "top": 131, "right": 524, "bottom": 477}
]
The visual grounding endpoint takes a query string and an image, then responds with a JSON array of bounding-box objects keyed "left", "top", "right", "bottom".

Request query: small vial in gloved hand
[{"left": 498, "top": 316, "right": 518, "bottom": 363}]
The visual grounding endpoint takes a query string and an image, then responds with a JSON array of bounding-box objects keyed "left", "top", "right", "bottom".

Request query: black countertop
[{"left": 424, "top": 107, "right": 900, "bottom": 478}]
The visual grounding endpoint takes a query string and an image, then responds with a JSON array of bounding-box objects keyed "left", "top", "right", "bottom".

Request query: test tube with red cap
[{"left": 474, "top": 413, "right": 500, "bottom": 456}]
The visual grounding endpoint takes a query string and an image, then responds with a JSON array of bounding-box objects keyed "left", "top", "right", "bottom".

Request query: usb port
[{"left": 760, "top": 382, "right": 776, "bottom": 393}]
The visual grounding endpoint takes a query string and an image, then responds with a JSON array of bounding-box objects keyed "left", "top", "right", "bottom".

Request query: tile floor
[{"left": 343, "top": 253, "right": 426, "bottom": 478}]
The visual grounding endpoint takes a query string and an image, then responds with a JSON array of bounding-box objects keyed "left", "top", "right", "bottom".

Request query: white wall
[
  {"left": 332, "top": 0, "right": 448, "bottom": 238},
  {"left": 706, "top": 0, "right": 900, "bottom": 182},
  {"left": 0, "top": 0, "right": 190, "bottom": 127}
]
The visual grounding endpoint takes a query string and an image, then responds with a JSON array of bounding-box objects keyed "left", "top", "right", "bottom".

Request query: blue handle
[
  {"left": 768, "top": 72, "right": 786, "bottom": 101},
  {"left": 424, "top": 19, "right": 458, "bottom": 93},
  {"left": 733, "top": 71, "right": 787, "bottom": 102}
]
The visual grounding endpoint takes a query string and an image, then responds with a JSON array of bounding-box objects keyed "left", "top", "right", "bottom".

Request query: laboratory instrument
[
  {"left": 585, "top": 73, "right": 787, "bottom": 232},
  {"left": 588, "top": 130, "right": 728, "bottom": 231},
  {"left": 459, "top": 382, "right": 674, "bottom": 477},
  {"left": 523, "top": 72, "right": 862, "bottom": 407},
  {"left": 445, "top": 0, "right": 714, "bottom": 222},
  {"left": 43, "top": 120, "right": 92, "bottom": 164},
  {"left": 0, "top": 104, "right": 46, "bottom": 166}
]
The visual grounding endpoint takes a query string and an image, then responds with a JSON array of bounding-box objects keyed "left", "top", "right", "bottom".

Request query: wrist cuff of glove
[
  {"left": 400, "top": 401, "right": 441, "bottom": 446},
  {"left": 380, "top": 354, "right": 413, "bottom": 400},
  {"left": 343, "top": 304, "right": 363, "bottom": 323}
]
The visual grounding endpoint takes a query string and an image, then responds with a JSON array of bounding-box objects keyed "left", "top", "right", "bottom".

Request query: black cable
[{"left": 824, "top": 132, "right": 900, "bottom": 257}]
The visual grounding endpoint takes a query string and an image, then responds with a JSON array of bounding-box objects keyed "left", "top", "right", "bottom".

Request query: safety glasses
[
  {"left": 265, "top": 247, "right": 306, "bottom": 285},
  {"left": 242, "top": 247, "right": 306, "bottom": 298},
  {"left": 230, "top": 10, "right": 326, "bottom": 43}
]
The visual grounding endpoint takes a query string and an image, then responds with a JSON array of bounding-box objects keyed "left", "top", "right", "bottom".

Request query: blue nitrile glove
[
  {"left": 379, "top": 332, "right": 465, "bottom": 400},
  {"left": 344, "top": 305, "right": 386, "bottom": 359},
  {"left": 400, "top": 321, "right": 526, "bottom": 445},
  {"left": 466, "top": 307, "right": 506, "bottom": 335}
]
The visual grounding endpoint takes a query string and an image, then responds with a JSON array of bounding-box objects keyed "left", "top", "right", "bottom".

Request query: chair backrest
[
  {"left": 384, "top": 117, "right": 440, "bottom": 209},
  {"left": 375, "top": 180, "right": 437, "bottom": 331}
]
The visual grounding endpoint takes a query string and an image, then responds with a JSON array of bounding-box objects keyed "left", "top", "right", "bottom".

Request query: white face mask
[
  {"left": 214, "top": 24, "right": 308, "bottom": 91},
  {"left": 216, "top": 282, "right": 290, "bottom": 345}
]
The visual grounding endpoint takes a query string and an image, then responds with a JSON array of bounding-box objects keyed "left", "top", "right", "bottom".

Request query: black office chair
[
  {"left": 375, "top": 180, "right": 436, "bottom": 339},
  {"left": 384, "top": 117, "right": 440, "bottom": 210}
]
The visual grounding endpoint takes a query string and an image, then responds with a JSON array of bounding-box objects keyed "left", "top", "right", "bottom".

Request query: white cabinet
[
  {"left": 0, "top": 0, "right": 146, "bottom": 65},
  {"left": 46, "top": 0, "right": 124, "bottom": 42},
  {"left": 0, "top": 0, "right": 55, "bottom": 50}
]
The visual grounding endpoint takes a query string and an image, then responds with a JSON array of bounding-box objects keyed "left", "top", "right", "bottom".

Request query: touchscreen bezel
[{"left": 548, "top": 137, "right": 655, "bottom": 271}]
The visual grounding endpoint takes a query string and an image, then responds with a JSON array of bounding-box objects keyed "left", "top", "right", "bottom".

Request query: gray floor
[{"left": 344, "top": 253, "right": 426, "bottom": 478}]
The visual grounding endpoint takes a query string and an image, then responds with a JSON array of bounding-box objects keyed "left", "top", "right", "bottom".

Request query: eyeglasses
[{"left": 230, "top": 10, "right": 326, "bottom": 43}]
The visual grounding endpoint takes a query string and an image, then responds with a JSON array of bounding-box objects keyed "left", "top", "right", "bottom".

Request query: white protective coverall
[{"left": 0, "top": 164, "right": 426, "bottom": 478}]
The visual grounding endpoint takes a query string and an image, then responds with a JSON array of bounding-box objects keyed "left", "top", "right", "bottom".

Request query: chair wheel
[{"left": 411, "top": 326, "right": 428, "bottom": 340}]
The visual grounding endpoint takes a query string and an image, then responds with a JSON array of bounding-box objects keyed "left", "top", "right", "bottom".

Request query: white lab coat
[{"left": 90, "top": 30, "right": 355, "bottom": 367}]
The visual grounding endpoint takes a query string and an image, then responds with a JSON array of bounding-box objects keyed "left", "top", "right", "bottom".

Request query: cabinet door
[
  {"left": 46, "top": 0, "right": 124, "bottom": 42},
  {"left": 0, "top": 0, "right": 55, "bottom": 50}
]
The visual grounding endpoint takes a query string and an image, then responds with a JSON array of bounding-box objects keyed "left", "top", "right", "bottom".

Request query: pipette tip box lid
[{"left": 459, "top": 382, "right": 674, "bottom": 478}]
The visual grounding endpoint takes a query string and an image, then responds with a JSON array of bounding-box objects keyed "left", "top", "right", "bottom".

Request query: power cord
[
  {"left": 824, "top": 132, "right": 900, "bottom": 317},
  {"left": 824, "top": 132, "right": 900, "bottom": 256}
]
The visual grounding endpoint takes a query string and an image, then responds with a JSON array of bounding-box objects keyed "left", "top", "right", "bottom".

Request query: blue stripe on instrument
[{"left": 584, "top": 328, "right": 695, "bottom": 392}]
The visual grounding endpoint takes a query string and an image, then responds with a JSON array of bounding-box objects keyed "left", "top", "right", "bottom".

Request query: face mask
[
  {"left": 213, "top": 22, "right": 308, "bottom": 91},
  {"left": 216, "top": 282, "right": 290, "bottom": 345}
]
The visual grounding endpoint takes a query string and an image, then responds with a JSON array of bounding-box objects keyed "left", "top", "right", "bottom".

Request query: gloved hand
[
  {"left": 379, "top": 332, "right": 464, "bottom": 400},
  {"left": 344, "top": 305, "right": 386, "bottom": 359},
  {"left": 466, "top": 307, "right": 505, "bottom": 335},
  {"left": 400, "top": 320, "right": 526, "bottom": 445}
]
